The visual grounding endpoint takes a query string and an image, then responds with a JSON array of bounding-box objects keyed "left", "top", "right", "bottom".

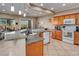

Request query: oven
[
  {"left": 62, "top": 30, "right": 74, "bottom": 44},
  {"left": 63, "top": 31, "right": 73, "bottom": 38}
]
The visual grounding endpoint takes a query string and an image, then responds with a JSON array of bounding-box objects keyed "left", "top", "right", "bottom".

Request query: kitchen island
[{"left": 26, "top": 34, "right": 44, "bottom": 56}]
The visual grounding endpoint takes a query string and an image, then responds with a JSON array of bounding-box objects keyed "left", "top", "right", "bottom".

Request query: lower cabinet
[
  {"left": 52, "top": 30, "right": 56, "bottom": 39},
  {"left": 26, "top": 41, "right": 43, "bottom": 56},
  {"left": 55, "top": 30, "right": 62, "bottom": 41},
  {"left": 52, "top": 30, "right": 62, "bottom": 41},
  {"left": 74, "top": 32, "right": 79, "bottom": 45}
]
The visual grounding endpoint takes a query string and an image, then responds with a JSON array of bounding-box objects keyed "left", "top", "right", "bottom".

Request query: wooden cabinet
[
  {"left": 55, "top": 30, "right": 62, "bottom": 41},
  {"left": 74, "top": 32, "right": 79, "bottom": 45},
  {"left": 52, "top": 30, "right": 56, "bottom": 39},
  {"left": 70, "top": 14, "right": 76, "bottom": 18},
  {"left": 64, "top": 15, "right": 70, "bottom": 19},
  {"left": 58, "top": 32, "right": 62, "bottom": 41},
  {"left": 53, "top": 17, "right": 59, "bottom": 25},
  {"left": 55, "top": 31, "right": 58, "bottom": 40},
  {"left": 26, "top": 41, "right": 43, "bottom": 56},
  {"left": 53, "top": 13, "right": 77, "bottom": 25},
  {"left": 58, "top": 16, "right": 64, "bottom": 25},
  {"left": 76, "top": 13, "right": 79, "bottom": 25}
]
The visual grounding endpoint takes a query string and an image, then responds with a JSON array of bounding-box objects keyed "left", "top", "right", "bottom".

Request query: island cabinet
[
  {"left": 58, "top": 16, "right": 64, "bottom": 25},
  {"left": 74, "top": 32, "right": 79, "bottom": 45},
  {"left": 76, "top": 13, "right": 79, "bottom": 25},
  {"left": 26, "top": 40, "right": 43, "bottom": 56},
  {"left": 55, "top": 30, "right": 62, "bottom": 41}
]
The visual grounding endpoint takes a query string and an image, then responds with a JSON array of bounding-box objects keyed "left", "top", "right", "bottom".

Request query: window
[{"left": 20, "top": 19, "right": 31, "bottom": 29}]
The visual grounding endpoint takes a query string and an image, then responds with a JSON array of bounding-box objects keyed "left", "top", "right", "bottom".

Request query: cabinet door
[
  {"left": 53, "top": 17, "right": 59, "bottom": 25},
  {"left": 55, "top": 30, "right": 59, "bottom": 40},
  {"left": 58, "top": 16, "right": 64, "bottom": 25},
  {"left": 74, "top": 32, "right": 79, "bottom": 45},
  {"left": 58, "top": 31, "right": 62, "bottom": 41},
  {"left": 64, "top": 15, "right": 70, "bottom": 19},
  {"left": 55, "top": 30, "right": 62, "bottom": 41},
  {"left": 26, "top": 41, "right": 43, "bottom": 56},
  {"left": 76, "top": 13, "right": 79, "bottom": 25},
  {"left": 52, "top": 31, "right": 56, "bottom": 39},
  {"left": 70, "top": 14, "right": 76, "bottom": 18}
]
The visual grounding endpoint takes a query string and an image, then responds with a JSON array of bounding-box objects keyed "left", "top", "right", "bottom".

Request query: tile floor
[
  {"left": 0, "top": 39, "right": 25, "bottom": 56},
  {"left": 44, "top": 39, "right": 79, "bottom": 56},
  {"left": 0, "top": 38, "right": 79, "bottom": 56}
]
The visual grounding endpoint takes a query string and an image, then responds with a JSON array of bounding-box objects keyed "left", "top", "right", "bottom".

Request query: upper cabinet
[
  {"left": 64, "top": 15, "right": 70, "bottom": 19},
  {"left": 53, "top": 17, "right": 59, "bottom": 25},
  {"left": 58, "top": 16, "right": 64, "bottom": 25},
  {"left": 70, "top": 14, "right": 76, "bottom": 18},
  {"left": 52, "top": 13, "right": 77, "bottom": 25},
  {"left": 76, "top": 13, "right": 79, "bottom": 25}
]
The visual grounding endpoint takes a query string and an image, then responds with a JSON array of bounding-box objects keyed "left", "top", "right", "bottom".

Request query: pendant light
[
  {"left": 23, "top": 13, "right": 26, "bottom": 17},
  {"left": 19, "top": 10, "right": 22, "bottom": 15},
  {"left": 23, "top": 3, "right": 26, "bottom": 17},
  {"left": 18, "top": 5, "right": 22, "bottom": 15},
  {"left": 11, "top": 3, "right": 15, "bottom": 12}
]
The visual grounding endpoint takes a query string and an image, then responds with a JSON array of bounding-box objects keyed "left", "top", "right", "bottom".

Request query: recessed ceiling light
[
  {"left": 62, "top": 3, "right": 66, "bottom": 6},
  {"left": 23, "top": 13, "right": 26, "bottom": 17},
  {"left": 51, "top": 8, "right": 54, "bottom": 10},
  {"left": 25, "top": 9, "right": 27, "bottom": 11},
  {"left": 11, "top": 5, "right": 15, "bottom": 12},
  {"left": 2, "top": 10, "right": 6, "bottom": 11},
  {"left": 40, "top": 3, "right": 43, "bottom": 6},
  {"left": 19, "top": 10, "right": 22, "bottom": 15},
  {"left": 40, "top": 12, "right": 42, "bottom": 14},
  {"left": 40, "top": 21, "right": 43, "bottom": 24},
  {"left": 1, "top": 3, "right": 5, "bottom": 6}
]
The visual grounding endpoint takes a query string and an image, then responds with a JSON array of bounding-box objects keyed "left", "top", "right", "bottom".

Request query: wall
[{"left": 37, "top": 15, "right": 55, "bottom": 29}]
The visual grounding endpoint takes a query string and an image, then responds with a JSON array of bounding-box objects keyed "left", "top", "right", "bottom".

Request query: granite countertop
[
  {"left": 6, "top": 32, "right": 44, "bottom": 45},
  {"left": 26, "top": 35, "right": 44, "bottom": 45}
]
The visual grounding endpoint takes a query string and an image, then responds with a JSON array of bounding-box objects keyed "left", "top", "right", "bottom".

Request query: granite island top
[{"left": 26, "top": 35, "right": 44, "bottom": 45}]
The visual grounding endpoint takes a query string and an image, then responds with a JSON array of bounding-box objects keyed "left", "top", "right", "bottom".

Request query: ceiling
[{"left": 0, "top": 3, "right": 79, "bottom": 17}]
